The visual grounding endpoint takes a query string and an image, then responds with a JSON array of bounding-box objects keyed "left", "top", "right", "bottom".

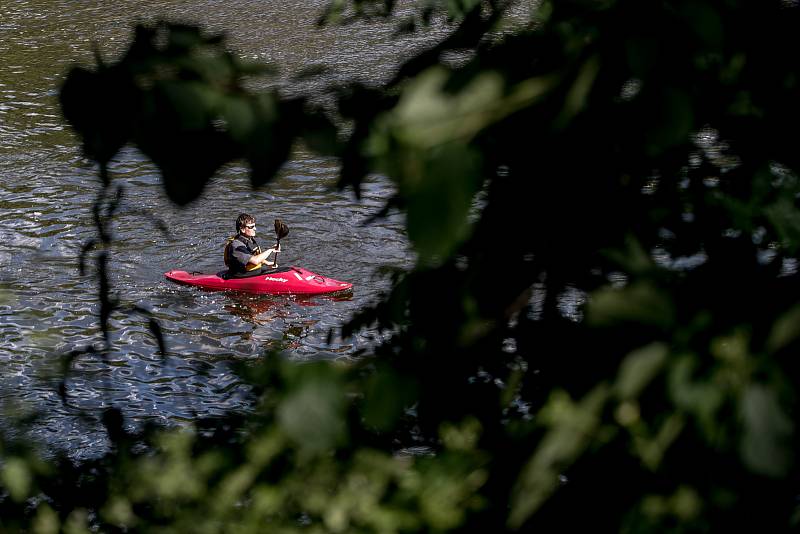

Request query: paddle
[{"left": 274, "top": 218, "right": 289, "bottom": 265}]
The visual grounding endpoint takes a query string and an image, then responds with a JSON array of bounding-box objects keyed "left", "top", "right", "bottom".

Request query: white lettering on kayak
[
  {"left": 294, "top": 272, "right": 303, "bottom": 280},
  {"left": 264, "top": 276, "right": 288, "bottom": 283}
]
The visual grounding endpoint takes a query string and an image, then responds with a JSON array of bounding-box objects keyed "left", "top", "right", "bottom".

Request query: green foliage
[
  {"left": 1, "top": 362, "right": 492, "bottom": 533},
  {"left": 0, "top": 458, "right": 32, "bottom": 503},
  {"left": 4, "top": 0, "right": 800, "bottom": 532},
  {"left": 60, "top": 23, "right": 333, "bottom": 202},
  {"left": 277, "top": 361, "right": 348, "bottom": 453}
]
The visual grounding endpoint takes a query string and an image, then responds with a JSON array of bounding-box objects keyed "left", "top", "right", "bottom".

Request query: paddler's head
[{"left": 236, "top": 213, "right": 257, "bottom": 238}]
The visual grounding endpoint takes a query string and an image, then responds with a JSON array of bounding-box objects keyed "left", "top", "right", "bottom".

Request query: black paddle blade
[{"left": 274, "top": 219, "right": 289, "bottom": 240}]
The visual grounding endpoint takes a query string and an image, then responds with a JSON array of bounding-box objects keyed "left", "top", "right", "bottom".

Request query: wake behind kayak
[{"left": 165, "top": 266, "right": 353, "bottom": 296}]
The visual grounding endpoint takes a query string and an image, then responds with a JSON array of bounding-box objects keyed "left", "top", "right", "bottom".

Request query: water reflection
[
  {"left": 223, "top": 290, "right": 354, "bottom": 325},
  {"left": 223, "top": 292, "right": 295, "bottom": 324}
]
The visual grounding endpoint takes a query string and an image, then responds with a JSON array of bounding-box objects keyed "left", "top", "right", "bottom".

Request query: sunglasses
[{"left": 245, "top": 224, "right": 256, "bottom": 229}]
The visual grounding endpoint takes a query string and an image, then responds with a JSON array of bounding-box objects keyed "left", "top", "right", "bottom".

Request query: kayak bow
[{"left": 165, "top": 266, "right": 353, "bottom": 296}]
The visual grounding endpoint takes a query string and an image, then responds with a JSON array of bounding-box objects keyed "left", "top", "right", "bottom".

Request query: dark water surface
[{"left": 0, "top": 0, "right": 447, "bottom": 457}]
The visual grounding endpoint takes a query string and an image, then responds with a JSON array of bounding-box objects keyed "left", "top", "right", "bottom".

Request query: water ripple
[{"left": 0, "top": 0, "right": 425, "bottom": 458}]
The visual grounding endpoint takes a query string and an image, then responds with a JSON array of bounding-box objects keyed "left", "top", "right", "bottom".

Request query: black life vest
[{"left": 223, "top": 235, "right": 262, "bottom": 271}]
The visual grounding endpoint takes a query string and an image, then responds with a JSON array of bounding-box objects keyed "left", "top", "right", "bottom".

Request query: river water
[{"left": 0, "top": 0, "right": 451, "bottom": 457}]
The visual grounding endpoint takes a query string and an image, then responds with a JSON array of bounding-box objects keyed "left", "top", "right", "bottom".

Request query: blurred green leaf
[
  {"left": 671, "top": 486, "right": 702, "bottom": 521},
  {"left": 413, "top": 451, "right": 488, "bottom": 531},
  {"left": 767, "top": 304, "right": 800, "bottom": 353},
  {"left": 136, "top": 126, "right": 237, "bottom": 205},
  {"left": 615, "top": 342, "right": 668, "bottom": 400},
  {"left": 102, "top": 497, "right": 137, "bottom": 529},
  {"left": 681, "top": 2, "right": 724, "bottom": 51},
  {"left": 378, "top": 67, "right": 552, "bottom": 149},
  {"left": 59, "top": 66, "right": 138, "bottom": 164},
  {"left": 668, "top": 354, "right": 725, "bottom": 442},
  {"left": 645, "top": 88, "right": 694, "bottom": 155},
  {"left": 446, "top": 0, "right": 481, "bottom": 19},
  {"left": 440, "top": 417, "right": 482, "bottom": 451},
  {"left": 219, "top": 95, "right": 257, "bottom": 142},
  {"left": 301, "top": 111, "right": 342, "bottom": 157},
  {"left": 509, "top": 385, "right": 611, "bottom": 528},
  {"left": 167, "top": 24, "right": 207, "bottom": 51},
  {"left": 63, "top": 508, "right": 90, "bottom": 534},
  {"left": 214, "top": 464, "right": 259, "bottom": 514},
  {"left": 556, "top": 55, "right": 600, "bottom": 128},
  {"left": 157, "top": 80, "right": 218, "bottom": 130},
  {"left": 766, "top": 197, "right": 800, "bottom": 255},
  {"left": 586, "top": 281, "right": 675, "bottom": 330},
  {"left": 246, "top": 99, "right": 295, "bottom": 189},
  {"left": 639, "top": 486, "right": 702, "bottom": 525},
  {"left": 363, "top": 365, "right": 418, "bottom": 431},
  {"left": 740, "top": 384, "right": 793, "bottom": 478},
  {"left": 396, "top": 67, "right": 502, "bottom": 147},
  {"left": 710, "top": 330, "right": 749, "bottom": 366},
  {"left": 626, "top": 37, "right": 659, "bottom": 78},
  {"left": 602, "top": 234, "right": 658, "bottom": 275},
  {"left": 32, "top": 504, "right": 60, "bottom": 534},
  {"left": 633, "top": 413, "right": 685, "bottom": 471},
  {"left": 135, "top": 430, "right": 204, "bottom": 501},
  {"left": 277, "top": 362, "right": 347, "bottom": 453},
  {"left": 403, "top": 142, "right": 483, "bottom": 263},
  {"left": 1, "top": 457, "right": 32, "bottom": 502}
]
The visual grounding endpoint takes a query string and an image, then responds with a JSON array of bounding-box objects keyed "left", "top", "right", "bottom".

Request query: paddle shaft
[{"left": 273, "top": 219, "right": 289, "bottom": 266}]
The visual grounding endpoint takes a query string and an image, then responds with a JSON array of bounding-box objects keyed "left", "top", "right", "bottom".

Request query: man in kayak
[{"left": 223, "top": 213, "right": 281, "bottom": 277}]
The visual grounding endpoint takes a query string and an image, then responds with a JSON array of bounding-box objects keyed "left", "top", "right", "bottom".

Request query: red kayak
[{"left": 165, "top": 266, "right": 353, "bottom": 296}]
